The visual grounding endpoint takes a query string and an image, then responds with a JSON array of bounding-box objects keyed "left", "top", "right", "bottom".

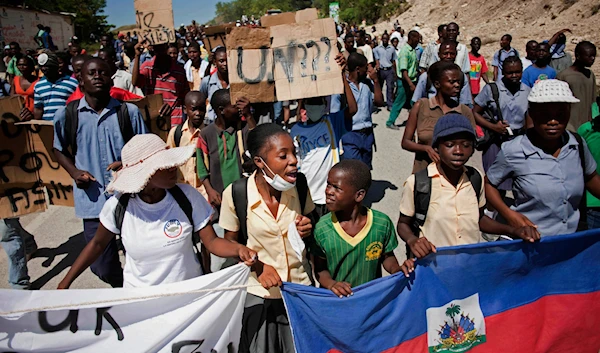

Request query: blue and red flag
[{"left": 281, "top": 230, "right": 600, "bottom": 353}]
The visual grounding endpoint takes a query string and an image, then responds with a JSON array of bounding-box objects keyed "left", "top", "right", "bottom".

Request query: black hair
[
  {"left": 446, "top": 22, "right": 459, "bottom": 30},
  {"left": 437, "top": 24, "right": 446, "bottom": 34},
  {"left": 56, "top": 51, "right": 70, "bottom": 63},
  {"left": 185, "top": 90, "right": 207, "bottom": 106},
  {"left": 347, "top": 52, "right": 367, "bottom": 71},
  {"left": 72, "top": 54, "right": 91, "bottom": 65},
  {"left": 16, "top": 55, "right": 34, "bottom": 68},
  {"left": 471, "top": 37, "right": 481, "bottom": 43},
  {"left": 210, "top": 88, "right": 231, "bottom": 112},
  {"left": 9, "top": 42, "right": 20, "bottom": 49},
  {"left": 407, "top": 30, "right": 420, "bottom": 40},
  {"left": 168, "top": 43, "right": 178, "bottom": 50},
  {"left": 526, "top": 40, "right": 538, "bottom": 49},
  {"left": 429, "top": 60, "right": 461, "bottom": 83},
  {"left": 575, "top": 41, "right": 596, "bottom": 56},
  {"left": 188, "top": 42, "right": 200, "bottom": 51},
  {"left": 214, "top": 46, "right": 226, "bottom": 56},
  {"left": 99, "top": 46, "right": 116, "bottom": 59},
  {"left": 502, "top": 55, "right": 522, "bottom": 71},
  {"left": 124, "top": 41, "right": 136, "bottom": 57},
  {"left": 501, "top": 34, "right": 512, "bottom": 42},
  {"left": 331, "top": 159, "right": 372, "bottom": 192},
  {"left": 37, "top": 24, "right": 44, "bottom": 29},
  {"left": 247, "top": 123, "right": 290, "bottom": 159}
]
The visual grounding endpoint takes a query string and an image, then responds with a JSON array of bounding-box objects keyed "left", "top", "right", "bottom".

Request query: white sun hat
[
  {"left": 106, "top": 134, "right": 195, "bottom": 194},
  {"left": 528, "top": 79, "right": 580, "bottom": 103}
]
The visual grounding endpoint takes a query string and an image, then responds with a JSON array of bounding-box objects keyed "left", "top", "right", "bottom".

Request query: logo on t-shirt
[
  {"left": 164, "top": 219, "right": 183, "bottom": 238},
  {"left": 365, "top": 241, "right": 383, "bottom": 261}
]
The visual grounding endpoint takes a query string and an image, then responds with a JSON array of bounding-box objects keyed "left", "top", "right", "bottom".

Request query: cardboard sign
[
  {"left": 271, "top": 18, "right": 343, "bottom": 101},
  {"left": 127, "top": 94, "right": 168, "bottom": 141},
  {"left": 134, "top": 0, "right": 176, "bottom": 45},
  {"left": 227, "top": 17, "right": 342, "bottom": 103},
  {"left": 227, "top": 27, "right": 275, "bottom": 103},
  {"left": 203, "top": 24, "right": 233, "bottom": 52}
]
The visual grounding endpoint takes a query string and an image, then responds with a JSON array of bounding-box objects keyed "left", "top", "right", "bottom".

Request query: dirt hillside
[{"left": 377, "top": 0, "right": 600, "bottom": 80}]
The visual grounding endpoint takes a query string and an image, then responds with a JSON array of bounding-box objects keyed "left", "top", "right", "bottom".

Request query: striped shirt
[
  {"left": 139, "top": 57, "right": 189, "bottom": 126},
  {"left": 34, "top": 75, "right": 79, "bottom": 120},
  {"left": 311, "top": 208, "right": 398, "bottom": 287}
]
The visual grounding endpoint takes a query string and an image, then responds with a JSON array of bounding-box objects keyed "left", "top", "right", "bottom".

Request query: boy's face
[
  {"left": 357, "top": 63, "right": 368, "bottom": 81},
  {"left": 219, "top": 103, "right": 240, "bottom": 125},
  {"left": 471, "top": 39, "right": 481, "bottom": 52},
  {"left": 185, "top": 97, "right": 206, "bottom": 128},
  {"left": 325, "top": 169, "right": 364, "bottom": 212},
  {"left": 435, "top": 133, "right": 474, "bottom": 170}
]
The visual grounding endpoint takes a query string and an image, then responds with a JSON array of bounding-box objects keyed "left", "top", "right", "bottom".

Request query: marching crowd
[{"left": 1, "top": 16, "right": 599, "bottom": 353}]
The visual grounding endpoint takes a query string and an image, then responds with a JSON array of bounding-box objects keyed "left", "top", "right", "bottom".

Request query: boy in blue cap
[{"left": 397, "top": 113, "right": 539, "bottom": 272}]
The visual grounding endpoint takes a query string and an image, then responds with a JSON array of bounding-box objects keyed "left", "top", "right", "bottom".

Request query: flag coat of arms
[{"left": 281, "top": 230, "right": 600, "bottom": 353}]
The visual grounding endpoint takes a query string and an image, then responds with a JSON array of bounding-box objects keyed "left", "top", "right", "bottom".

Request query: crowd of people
[{"left": 0, "top": 15, "right": 599, "bottom": 353}]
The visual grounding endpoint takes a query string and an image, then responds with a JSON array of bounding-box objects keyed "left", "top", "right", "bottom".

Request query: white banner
[{"left": 0, "top": 264, "right": 250, "bottom": 353}]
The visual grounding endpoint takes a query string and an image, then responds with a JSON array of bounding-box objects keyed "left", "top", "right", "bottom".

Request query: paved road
[{"left": 0, "top": 107, "right": 481, "bottom": 289}]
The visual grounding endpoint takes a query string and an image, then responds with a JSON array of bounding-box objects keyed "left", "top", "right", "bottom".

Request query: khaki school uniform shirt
[
  {"left": 399, "top": 163, "right": 486, "bottom": 247},
  {"left": 219, "top": 172, "right": 315, "bottom": 299},
  {"left": 167, "top": 123, "right": 208, "bottom": 200}
]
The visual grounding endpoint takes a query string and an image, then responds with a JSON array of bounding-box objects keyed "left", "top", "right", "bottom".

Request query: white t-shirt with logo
[
  {"left": 100, "top": 183, "right": 213, "bottom": 288},
  {"left": 291, "top": 111, "right": 347, "bottom": 205}
]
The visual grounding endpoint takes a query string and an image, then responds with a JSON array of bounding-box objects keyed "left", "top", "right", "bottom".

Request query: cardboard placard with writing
[
  {"left": 0, "top": 97, "right": 47, "bottom": 218},
  {"left": 127, "top": 94, "right": 168, "bottom": 141},
  {"left": 134, "top": 0, "right": 176, "bottom": 45},
  {"left": 271, "top": 18, "right": 343, "bottom": 101},
  {"left": 203, "top": 24, "right": 233, "bottom": 52},
  {"left": 227, "top": 27, "right": 275, "bottom": 103},
  {"left": 260, "top": 8, "right": 318, "bottom": 27}
]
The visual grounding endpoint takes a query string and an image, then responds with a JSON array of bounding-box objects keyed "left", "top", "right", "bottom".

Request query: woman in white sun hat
[
  {"left": 485, "top": 79, "right": 600, "bottom": 237},
  {"left": 58, "top": 134, "right": 257, "bottom": 289}
]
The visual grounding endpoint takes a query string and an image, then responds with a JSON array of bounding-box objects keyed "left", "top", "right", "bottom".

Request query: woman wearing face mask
[
  {"left": 290, "top": 55, "right": 357, "bottom": 217},
  {"left": 473, "top": 56, "right": 530, "bottom": 193},
  {"left": 219, "top": 123, "right": 316, "bottom": 353},
  {"left": 401, "top": 60, "right": 476, "bottom": 173}
]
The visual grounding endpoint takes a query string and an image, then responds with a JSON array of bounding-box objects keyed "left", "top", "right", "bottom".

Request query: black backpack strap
[
  {"left": 64, "top": 100, "right": 80, "bottom": 158},
  {"left": 232, "top": 177, "right": 249, "bottom": 245},
  {"left": 488, "top": 82, "right": 503, "bottom": 122},
  {"left": 465, "top": 166, "right": 482, "bottom": 203},
  {"left": 573, "top": 132, "right": 588, "bottom": 230},
  {"left": 174, "top": 123, "right": 184, "bottom": 147},
  {"left": 114, "top": 193, "right": 132, "bottom": 232},
  {"left": 296, "top": 172, "right": 308, "bottom": 214},
  {"left": 167, "top": 185, "right": 194, "bottom": 229},
  {"left": 413, "top": 168, "right": 432, "bottom": 229},
  {"left": 117, "top": 102, "right": 134, "bottom": 144}
]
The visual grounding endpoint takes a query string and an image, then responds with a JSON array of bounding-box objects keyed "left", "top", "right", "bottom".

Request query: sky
[{"left": 104, "top": 0, "right": 232, "bottom": 29}]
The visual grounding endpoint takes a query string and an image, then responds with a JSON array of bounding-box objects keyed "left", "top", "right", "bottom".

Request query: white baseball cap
[{"left": 528, "top": 79, "right": 580, "bottom": 103}]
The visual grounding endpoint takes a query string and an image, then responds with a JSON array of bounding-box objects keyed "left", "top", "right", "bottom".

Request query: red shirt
[
  {"left": 138, "top": 57, "right": 189, "bottom": 126},
  {"left": 66, "top": 86, "right": 143, "bottom": 104},
  {"left": 468, "top": 53, "right": 488, "bottom": 95}
]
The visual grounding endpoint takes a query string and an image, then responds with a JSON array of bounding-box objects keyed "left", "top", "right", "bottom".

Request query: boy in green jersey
[{"left": 311, "top": 159, "right": 401, "bottom": 298}]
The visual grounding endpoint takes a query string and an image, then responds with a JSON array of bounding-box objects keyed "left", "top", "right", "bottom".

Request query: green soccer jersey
[{"left": 312, "top": 208, "right": 398, "bottom": 287}]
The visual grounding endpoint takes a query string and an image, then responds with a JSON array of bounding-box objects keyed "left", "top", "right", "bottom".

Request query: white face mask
[
  {"left": 305, "top": 104, "right": 327, "bottom": 122},
  {"left": 260, "top": 158, "right": 295, "bottom": 191}
]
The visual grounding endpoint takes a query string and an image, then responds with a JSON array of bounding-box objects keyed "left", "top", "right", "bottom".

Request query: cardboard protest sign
[
  {"left": 271, "top": 18, "right": 343, "bottom": 101},
  {"left": 204, "top": 24, "right": 233, "bottom": 52},
  {"left": 0, "top": 97, "right": 47, "bottom": 218},
  {"left": 227, "top": 27, "right": 275, "bottom": 103},
  {"left": 127, "top": 94, "right": 168, "bottom": 141},
  {"left": 260, "top": 8, "right": 318, "bottom": 27},
  {"left": 134, "top": 0, "right": 176, "bottom": 45}
]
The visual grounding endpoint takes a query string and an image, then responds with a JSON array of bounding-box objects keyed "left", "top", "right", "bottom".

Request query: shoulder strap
[
  {"left": 232, "top": 177, "right": 249, "bottom": 245},
  {"left": 168, "top": 185, "right": 194, "bottom": 229},
  {"left": 117, "top": 102, "right": 134, "bottom": 144},
  {"left": 413, "top": 168, "right": 432, "bottom": 228},
  {"left": 572, "top": 132, "right": 587, "bottom": 177},
  {"left": 64, "top": 100, "right": 80, "bottom": 158},
  {"left": 236, "top": 129, "right": 245, "bottom": 162},
  {"left": 114, "top": 193, "right": 132, "bottom": 232},
  {"left": 488, "top": 82, "right": 503, "bottom": 122},
  {"left": 572, "top": 132, "right": 588, "bottom": 230},
  {"left": 465, "top": 166, "right": 482, "bottom": 202},
  {"left": 296, "top": 172, "right": 308, "bottom": 214},
  {"left": 174, "top": 123, "right": 184, "bottom": 147}
]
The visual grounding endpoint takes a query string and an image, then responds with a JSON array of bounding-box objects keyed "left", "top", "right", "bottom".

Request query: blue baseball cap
[{"left": 432, "top": 113, "right": 476, "bottom": 147}]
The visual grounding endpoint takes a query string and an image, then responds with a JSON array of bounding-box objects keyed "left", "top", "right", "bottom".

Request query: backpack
[
  {"left": 475, "top": 82, "right": 503, "bottom": 151},
  {"left": 409, "top": 166, "right": 482, "bottom": 255},
  {"left": 231, "top": 172, "right": 309, "bottom": 245},
  {"left": 113, "top": 185, "right": 206, "bottom": 272},
  {"left": 173, "top": 123, "right": 184, "bottom": 147},
  {"left": 64, "top": 99, "right": 133, "bottom": 158}
]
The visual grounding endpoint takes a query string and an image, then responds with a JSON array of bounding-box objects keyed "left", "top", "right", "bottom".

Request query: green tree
[{"left": 445, "top": 304, "right": 461, "bottom": 329}]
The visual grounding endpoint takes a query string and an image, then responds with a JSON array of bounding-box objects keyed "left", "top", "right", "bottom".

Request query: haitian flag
[{"left": 281, "top": 230, "right": 600, "bottom": 353}]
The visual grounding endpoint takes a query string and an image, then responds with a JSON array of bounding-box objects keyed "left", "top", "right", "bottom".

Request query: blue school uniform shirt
[
  {"left": 486, "top": 131, "right": 597, "bottom": 236},
  {"left": 521, "top": 65, "right": 557, "bottom": 88},
  {"left": 492, "top": 48, "right": 519, "bottom": 80},
  {"left": 34, "top": 75, "right": 79, "bottom": 120},
  {"left": 348, "top": 79, "right": 374, "bottom": 131},
  {"left": 53, "top": 98, "right": 149, "bottom": 219},
  {"left": 474, "top": 79, "right": 530, "bottom": 130},
  {"left": 411, "top": 72, "right": 473, "bottom": 107}
]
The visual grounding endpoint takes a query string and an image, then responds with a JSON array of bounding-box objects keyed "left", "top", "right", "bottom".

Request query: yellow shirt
[
  {"left": 399, "top": 163, "right": 486, "bottom": 247},
  {"left": 166, "top": 123, "right": 208, "bottom": 200},
  {"left": 219, "top": 172, "right": 315, "bottom": 299}
]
